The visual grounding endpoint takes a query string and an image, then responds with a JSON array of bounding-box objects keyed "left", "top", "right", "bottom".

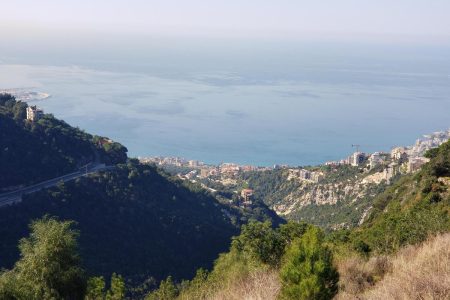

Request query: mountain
[
  {"left": 150, "top": 139, "right": 450, "bottom": 300},
  {"left": 0, "top": 94, "right": 282, "bottom": 287}
]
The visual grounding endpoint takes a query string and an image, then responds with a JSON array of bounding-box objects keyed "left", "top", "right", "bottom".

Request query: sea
[{"left": 1, "top": 36, "right": 449, "bottom": 166}]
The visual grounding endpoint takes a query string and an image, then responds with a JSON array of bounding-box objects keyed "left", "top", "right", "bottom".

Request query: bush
[{"left": 279, "top": 227, "right": 338, "bottom": 300}]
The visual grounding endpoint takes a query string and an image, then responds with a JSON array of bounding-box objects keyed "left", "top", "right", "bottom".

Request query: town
[{"left": 140, "top": 129, "right": 450, "bottom": 207}]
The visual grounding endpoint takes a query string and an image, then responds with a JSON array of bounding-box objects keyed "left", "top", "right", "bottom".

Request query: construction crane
[{"left": 351, "top": 144, "right": 361, "bottom": 153}]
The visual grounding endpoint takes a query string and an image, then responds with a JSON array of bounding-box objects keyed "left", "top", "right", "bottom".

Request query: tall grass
[
  {"left": 337, "top": 233, "right": 450, "bottom": 300},
  {"left": 364, "top": 233, "right": 450, "bottom": 299},
  {"left": 210, "top": 269, "right": 280, "bottom": 300},
  {"left": 178, "top": 249, "right": 280, "bottom": 300}
]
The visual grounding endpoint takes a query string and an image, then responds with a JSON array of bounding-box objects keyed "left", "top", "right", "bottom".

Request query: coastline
[{"left": 0, "top": 88, "right": 50, "bottom": 102}]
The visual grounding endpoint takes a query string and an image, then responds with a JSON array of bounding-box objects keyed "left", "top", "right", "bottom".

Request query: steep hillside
[
  {"left": 210, "top": 164, "right": 394, "bottom": 229},
  {"left": 350, "top": 139, "right": 450, "bottom": 253},
  {"left": 0, "top": 94, "right": 281, "bottom": 288},
  {"left": 0, "top": 161, "right": 240, "bottom": 284},
  {"left": 0, "top": 94, "right": 127, "bottom": 190},
  {"left": 154, "top": 141, "right": 450, "bottom": 300}
]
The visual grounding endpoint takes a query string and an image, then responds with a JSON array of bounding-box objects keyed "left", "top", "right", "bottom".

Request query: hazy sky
[{"left": 2, "top": 0, "right": 450, "bottom": 43}]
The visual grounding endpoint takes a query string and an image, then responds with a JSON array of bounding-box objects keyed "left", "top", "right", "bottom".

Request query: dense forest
[{"left": 0, "top": 95, "right": 281, "bottom": 294}]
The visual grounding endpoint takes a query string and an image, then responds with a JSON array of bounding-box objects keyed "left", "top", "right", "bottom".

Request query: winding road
[{"left": 0, "top": 164, "right": 114, "bottom": 208}]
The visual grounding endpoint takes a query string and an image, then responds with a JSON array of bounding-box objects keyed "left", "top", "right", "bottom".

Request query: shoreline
[{"left": 0, "top": 88, "right": 51, "bottom": 102}]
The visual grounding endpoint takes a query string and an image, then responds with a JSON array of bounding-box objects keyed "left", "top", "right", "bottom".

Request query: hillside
[
  {"left": 0, "top": 95, "right": 281, "bottom": 289},
  {"left": 349, "top": 139, "right": 450, "bottom": 254},
  {"left": 146, "top": 140, "right": 450, "bottom": 299},
  {"left": 338, "top": 233, "right": 450, "bottom": 300},
  {"left": 0, "top": 94, "right": 127, "bottom": 191},
  {"left": 0, "top": 161, "right": 240, "bottom": 283},
  {"left": 196, "top": 164, "right": 394, "bottom": 230}
]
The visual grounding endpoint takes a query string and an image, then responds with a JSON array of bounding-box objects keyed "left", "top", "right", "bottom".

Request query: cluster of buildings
[
  {"left": 409, "top": 131, "right": 450, "bottom": 157},
  {"left": 142, "top": 129, "right": 449, "bottom": 195},
  {"left": 325, "top": 151, "right": 368, "bottom": 167},
  {"left": 388, "top": 130, "right": 450, "bottom": 174},
  {"left": 140, "top": 156, "right": 205, "bottom": 168},
  {"left": 140, "top": 156, "right": 271, "bottom": 179},
  {"left": 325, "top": 130, "right": 450, "bottom": 177},
  {"left": 287, "top": 169, "right": 324, "bottom": 183}
]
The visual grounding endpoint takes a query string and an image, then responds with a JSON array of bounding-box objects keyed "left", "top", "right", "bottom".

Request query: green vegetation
[
  {"left": 178, "top": 176, "right": 284, "bottom": 226},
  {"left": 0, "top": 94, "right": 280, "bottom": 293},
  {"left": 350, "top": 140, "right": 450, "bottom": 254},
  {"left": 287, "top": 181, "right": 388, "bottom": 229},
  {"left": 241, "top": 169, "right": 300, "bottom": 207},
  {"left": 0, "top": 217, "right": 86, "bottom": 299},
  {"left": 146, "top": 140, "right": 450, "bottom": 299},
  {"left": 1, "top": 92, "right": 449, "bottom": 299},
  {"left": 0, "top": 94, "right": 127, "bottom": 190},
  {"left": 85, "top": 274, "right": 126, "bottom": 300},
  {"left": 148, "top": 221, "right": 323, "bottom": 299},
  {"left": 279, "top": 227, "right": 338, "bottom": 300},
  {"left": 0, "top": 216, "right": 126, "bottom": 300},
  {"left": 226, "top": 164, "right": 392, "bottom": 229},
  {"left": 0, "top": 161, "right": 241, "bottom": 286}
]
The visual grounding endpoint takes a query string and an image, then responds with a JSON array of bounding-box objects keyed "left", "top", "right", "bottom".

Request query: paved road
[{"left": 0, "top": 164, "right": 115, "bottom": 208}]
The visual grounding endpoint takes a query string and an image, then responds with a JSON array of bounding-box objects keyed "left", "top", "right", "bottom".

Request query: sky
[{"left": 2, "top": 0, "right": 450, "bottom": 43}]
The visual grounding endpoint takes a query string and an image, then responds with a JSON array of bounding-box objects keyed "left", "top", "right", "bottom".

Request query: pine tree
[{"left": 280, "top": 226, "right": 338, "bottom": 300}]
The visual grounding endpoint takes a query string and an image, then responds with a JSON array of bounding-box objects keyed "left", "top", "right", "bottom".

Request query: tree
[
  {"left": 145, "top": 276, "right": 178, "bottom": 300},
  {"left": 231, "top": 221, "right": 285, "bottom": 266},
  {"left": 279, "top": 221, "right": 309, "bottom": 246},
  {"left": 280, "top": 227, "right": 338, "bottom": 300},
  {"left": 106, "top": 273, "right": 125, "bottom": 300},
  {"left": 0, "top": 93, "right": 15, "bottom": 106},
  {"left": 12, "top": 101, "right": 27, "bottom": 120},
  {"left": 85, "top": 277, "right": 106, "bottom": 300},
  {"left": 85, "top": 274, "right": 125, "bottom": 300},
  {"left": 0, "top": 216, "right": 86, "bottom": 299}
]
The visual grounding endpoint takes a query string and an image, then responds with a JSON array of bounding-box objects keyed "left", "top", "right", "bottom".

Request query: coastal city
[
  {"left": 140, "top": 129, "right": 450, "bottom": 206},
  {"left": 141, "top": 129, "right": 450, "bottom": 180}
]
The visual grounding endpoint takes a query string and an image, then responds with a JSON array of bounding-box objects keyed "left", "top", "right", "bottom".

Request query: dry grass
[
  {"left": 178, "top": 249, "right": 281, "bottom": 300},
  {"left": 335, "top": 255, "right": 391, "bottom": 298},
  {"left": 208, "top": 269, "right": 280, "bottom": 300},
  {"left": 178, "top": 268, "right": 280, "bottom": 300},
  {"left": 364, "top": 233, "right": 450, "bottom": 300},
  {"left": 180, "top": 234, "right": 449, "bottom": 300},
  {"left": 336, "top": 233, "right": 450, "bottom": 300}
]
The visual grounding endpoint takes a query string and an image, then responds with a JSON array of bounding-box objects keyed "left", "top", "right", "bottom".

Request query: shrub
[{"left": 279, "top": 227, "right": 338, "bottom": 300}]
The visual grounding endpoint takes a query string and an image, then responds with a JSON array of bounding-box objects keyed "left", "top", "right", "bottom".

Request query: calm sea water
[{"left": 1, "top": 38, "right": 449, "bottom": 166}]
